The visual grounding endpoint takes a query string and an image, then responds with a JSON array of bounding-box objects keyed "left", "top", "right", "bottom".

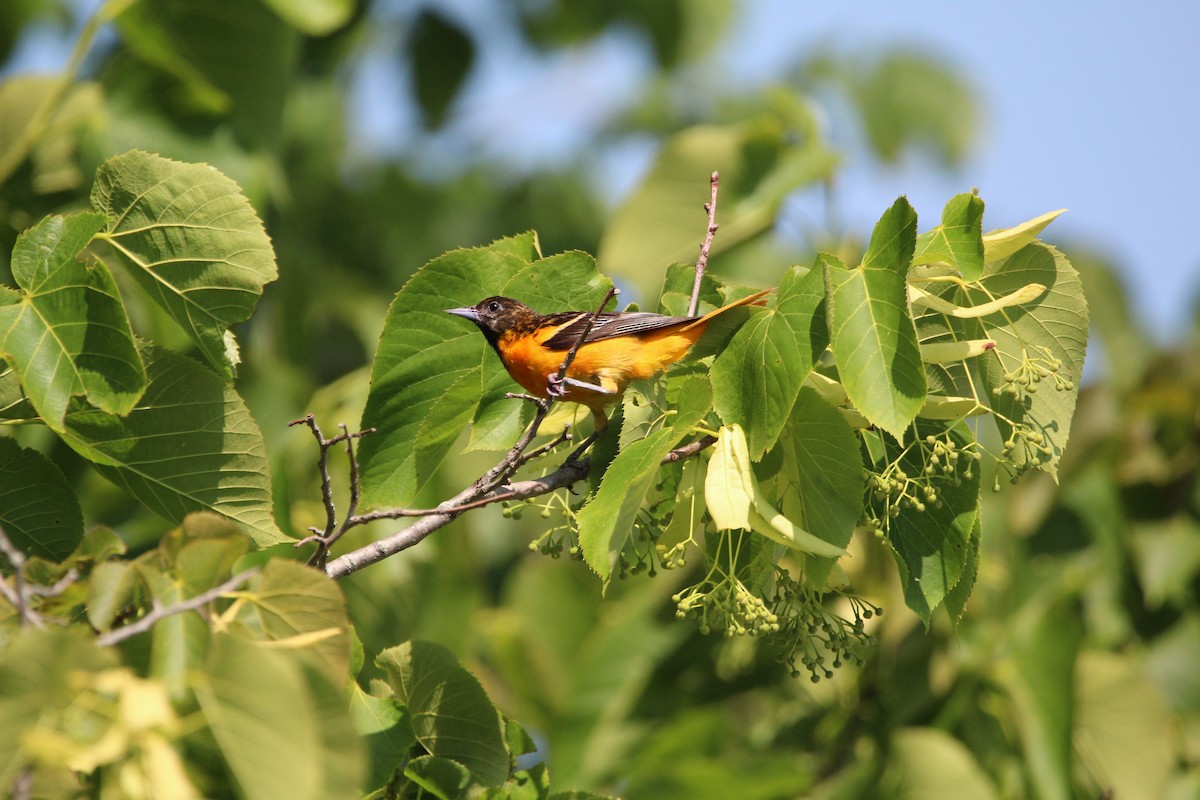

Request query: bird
[{"left": 445, "top": 288, "right": 771, "bottom": 434}]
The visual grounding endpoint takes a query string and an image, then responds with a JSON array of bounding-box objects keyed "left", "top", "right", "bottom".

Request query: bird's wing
[{"left": 540, "top": 311, "right": 693, "bottom": 350}]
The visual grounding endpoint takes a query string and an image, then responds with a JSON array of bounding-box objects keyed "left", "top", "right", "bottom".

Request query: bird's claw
[{"left": 546, "top": 373, "right": 567, "bottom": 398}]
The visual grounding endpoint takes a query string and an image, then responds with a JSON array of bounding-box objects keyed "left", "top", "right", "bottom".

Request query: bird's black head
[{"left": 445, "top": 296, "right": 540, "bottom": 346}]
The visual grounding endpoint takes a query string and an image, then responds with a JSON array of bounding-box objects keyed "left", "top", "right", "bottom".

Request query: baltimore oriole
[{"left": 446, "top": 288, "right": 771, "bottom": 432}]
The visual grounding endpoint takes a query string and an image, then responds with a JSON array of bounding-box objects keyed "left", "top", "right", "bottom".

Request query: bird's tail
[{"left": 680, "top": 288, "right": 773, "bottom": 332}]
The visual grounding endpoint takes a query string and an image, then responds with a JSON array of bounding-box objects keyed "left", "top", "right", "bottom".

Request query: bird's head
[{"left": 445, "top": 296, "right": 539, "bottom": 346}]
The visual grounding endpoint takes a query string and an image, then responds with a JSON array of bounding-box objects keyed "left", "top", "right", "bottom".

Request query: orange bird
[{"left": 446, "top": 289, "right": 771, "bottom": 432}]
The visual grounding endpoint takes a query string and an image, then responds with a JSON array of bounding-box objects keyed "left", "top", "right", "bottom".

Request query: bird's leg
[{"left": 546, "top": 375, "right": 616, "bottom": 397}]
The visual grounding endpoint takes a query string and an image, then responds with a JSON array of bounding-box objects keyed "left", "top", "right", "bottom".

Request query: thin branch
[
  {"left": 661, "top": 434, "right": 717, "bottom": 464},
  {"left": 688, "top": 171, "right": 722, "bottom": 317},
  {"left": 325, "top": 458, "right": 591, "bottom": 579},
  {"left": 96, "top": 569, "right": 259, "bottom": 647}
]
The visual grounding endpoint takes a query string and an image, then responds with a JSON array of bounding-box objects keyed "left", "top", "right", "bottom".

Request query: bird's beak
[{"left": 445, "top": 307, "right": 479, "bottom": 323}]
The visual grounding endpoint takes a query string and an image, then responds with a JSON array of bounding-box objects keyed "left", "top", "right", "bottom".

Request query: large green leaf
[
  {"left": 1074, "top": 651, "right": 1173, "bottom": 800},
  {"left": 378, "top": 640, "right": 509, "bottom": 787},
  {"left": 597, "top": 117, "right": 837, "bottom": 296},
  {"left": 357, "top": 238, "right": 608, "bottom": 508},
  {"left": 780, "top": 387, "right": 863, "bottom": 551},
  {"left": 912, "top": 192, "right": 985, "bottom": 281},
  {"left": 824, "top": 198, "right": 926, "bottom": 441},
  {"left": 0, "top": 437, "right": 82, "bottom": 561},
  {"left": 712, "top": 264, "right": 825, "bottom": 458},
  {"left": 194, "top": 634, "right": 323, "bottom": 800},
  {"left": 250, "top": 559, "right": 351, "bottom": 684},
  {"left": 115, "top": 0, "right": 298, "bottom": 144},
  {"left": 971, "top": 243, "right": 1087, "bottom": 478},
  {"left": 578, "top": 376, "right": 710, "bottom": 580},
  {"left": 1004, "top": 598, "right": 1080, "bottom": 800},
  {"left": 60, "top": 346, "right": 284, "bottom": 547},
  {"left": 879, "top": 728, "right": 997, "bottom": 800},
  {"left": 0, "top": 212, "right": 144, "bottom": 430},
  {"left": 90, "top": 151, "right": 279, "bottom": 379}
]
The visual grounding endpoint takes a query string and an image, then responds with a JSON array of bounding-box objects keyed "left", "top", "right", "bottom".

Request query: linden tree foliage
[{"left": 363, "top": 188, "right": 1086, "bottom": 682}]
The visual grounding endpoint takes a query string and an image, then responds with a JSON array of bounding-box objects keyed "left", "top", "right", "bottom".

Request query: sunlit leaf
[
  {"left": 260, "top": 0, "right": 354, "bottom": 35},
  {"left": 378, "top": 640, "right": 509, "bottom": 787},
  {"left": 91, "top": 151, "right": 279, "bottom": 378},
  {"left": 250, "top": 559, "right": 350, "bottom": 684},
  {"left": 0, "top": 212, "right": 144, "bottom": 430},
  {"left": 712, "top": 264, "right": 825, "bottom": 458},
  {"left": 824, "top": 198, "right": 926, "bottom": 440},
  {"left": 913, "top": 192, "right": 985, "bottom": 281}
]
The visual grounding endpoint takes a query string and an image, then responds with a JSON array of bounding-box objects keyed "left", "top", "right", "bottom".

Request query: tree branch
[
  {"left": 688, "top": 171, "right": 721, "bottom": 317},
  {"left": 96, "top": 569, "right": 259, "bottom": 647}
]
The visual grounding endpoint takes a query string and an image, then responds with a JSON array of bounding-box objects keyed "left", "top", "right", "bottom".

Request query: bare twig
[
  {"left": 661, "top": 434, "right": 717, "bottom": 464},
  {"left": 96, "top": 569, "right": 259, "bottom": 647},
  {"left": 325, "top": 458, "right": 591, "bottom": 579},
  {"left": 688, "top": 171, "right": 721, "bottom": 317}
]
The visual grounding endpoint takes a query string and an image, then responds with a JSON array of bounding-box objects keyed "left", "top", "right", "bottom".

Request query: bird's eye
[{"left": 487, "top": 301, "right": 501, "bottom": 313}]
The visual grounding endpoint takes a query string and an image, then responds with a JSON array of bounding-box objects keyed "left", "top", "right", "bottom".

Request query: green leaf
[
  {"left": 598, "top": 117, "right": 837, "bottom": 296},
  {"left": 880, "top": 728, "right": 997, "bottom": 800},
  {"left": 974, "top": 243, "right": 1088, "bottom": 478},
  {"left": 298, "top": 662, "right": 368, "bottom": 800},
  {"left": 1005, "top": 598, "right": 1080, "bottom": 800},
  {"left": 823, "top": 198, "right": 926, "bottom": 440},
  {"left": 1074, "top": 652, "right": 1173, "bottom": 800},
  {"left": 409, "top": 10, "right": 475, "bottom": 130},
  {"left": 358, "top": 241, "right": 607, "bottom": 507},
  {"left": 0, "top": 212, "right": 145, "bottom": 430},
  {"left": 941, "top": 511, "right": 980, "bottom": 625},
  {"left": 60, "top": 346, "right": 284, "bottom": 547},
  {"left": 0, "top": 437, "right": 82, "bottom": 561},
  {"left": 849, "top": 52, "right": 978, "bottom": 167},
  {"left": 712, "top": 265, "right": 825, "bottom": 458},
  {"left": 260, "top": 0, "right": 354, "bottom": 35},
  {"left": 90, "top": 151, "right": 279, "bottom": 378},
  {"left": 913, "top": 192, "right": 985, "bottom": 280},
  {"left": 250, "top": 559, "right": 351, "bottom": 683},
  {"left": 86, "top": 561, "right": 139, "bottom": 632},
  {"left": 578, "top": 376, "right": 710, "bottom": 580},
  {"left": 377, "top": 640, "right": 509, "bottom": 787},
  {"left": 115, "top": 0, "right": 298, "bottom": 145},
  {"left": 780, "top": 387, "right": 863, "bottom": 551},
  {"left": 350, "top": 682, "right": 414, "bottom": 792},
  {"left": 194, "top": 634, "right": 323, "bottom": 800}
]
